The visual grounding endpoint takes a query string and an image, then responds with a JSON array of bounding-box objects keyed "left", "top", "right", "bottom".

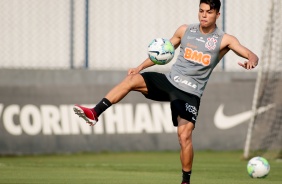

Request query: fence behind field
[{"left": 1, "top": 0, "right": 269, "bottom": 71}]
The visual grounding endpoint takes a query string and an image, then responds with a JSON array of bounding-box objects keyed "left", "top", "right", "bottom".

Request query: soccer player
[{"left": 73, "top": 0, "right": 258, "bottom": 183}]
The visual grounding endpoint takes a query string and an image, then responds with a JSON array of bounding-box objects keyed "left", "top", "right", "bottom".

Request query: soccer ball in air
[
  {"left": 148, "top": 38, "right": 175, "bottom": 65},
  {"left": 247, "top": 156, "right": 270, "bottom": 178}
]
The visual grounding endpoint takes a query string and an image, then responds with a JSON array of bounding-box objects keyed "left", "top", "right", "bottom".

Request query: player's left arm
[{"left": 223, "top": 34, "right": 259, "bottom": 70}]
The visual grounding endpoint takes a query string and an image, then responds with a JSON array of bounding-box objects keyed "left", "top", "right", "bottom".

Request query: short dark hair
[{"left": 200, "top": 0, "right": 221, "bottom": 12}]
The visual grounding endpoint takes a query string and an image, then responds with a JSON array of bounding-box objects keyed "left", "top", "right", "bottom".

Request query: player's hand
[
  {"left": 238, "top": 60, "right": 258, "bottom": 70},
  {"left": 127, "top": 67, "right": 141, "bottom": 75}
]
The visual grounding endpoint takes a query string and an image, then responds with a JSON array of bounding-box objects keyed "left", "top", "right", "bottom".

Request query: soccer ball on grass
[
  {"left": 247, "top": 156, "right": 270, "bottom": 178},
  {"left": 148, "top": 38, "right": 175, "bottom": 65}
]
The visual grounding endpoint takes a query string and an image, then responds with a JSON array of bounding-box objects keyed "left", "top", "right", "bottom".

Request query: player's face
[{"left": 198, "top": 3, "right": 220, "bottom": 28}]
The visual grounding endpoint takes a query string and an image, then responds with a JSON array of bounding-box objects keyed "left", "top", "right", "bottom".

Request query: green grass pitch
[{"left": 0, "top": 151, "right": 281, "bottom": 184}]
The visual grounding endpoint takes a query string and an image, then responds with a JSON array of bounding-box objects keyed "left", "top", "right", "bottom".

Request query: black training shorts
[{"left": 141, "top": 72, "right": 201, "bottom": 127}]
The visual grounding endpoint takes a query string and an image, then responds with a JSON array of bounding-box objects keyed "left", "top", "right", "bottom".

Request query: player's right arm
[
  {"left": 170, "top": 24, "right": 187, "bottom": 50},
  {"left": 127, "top": 58, "right": 155, "bottom": 75},
  {"left": 128, "top": 24, "right": 187, "bottom": 75}
]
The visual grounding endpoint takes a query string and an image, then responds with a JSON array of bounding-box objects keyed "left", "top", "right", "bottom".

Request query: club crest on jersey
[{"left": 205, "top": 37, "right": 217, "bottom": 50}]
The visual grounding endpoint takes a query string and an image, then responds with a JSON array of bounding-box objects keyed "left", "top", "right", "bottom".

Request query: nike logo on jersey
[{"left": 214, "top": 104, "right": 275, "bottom": 129}]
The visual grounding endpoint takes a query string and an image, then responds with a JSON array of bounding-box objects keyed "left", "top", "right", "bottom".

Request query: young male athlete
[{"left": 73, "top": 0, "right": 258, "bottom": 183}]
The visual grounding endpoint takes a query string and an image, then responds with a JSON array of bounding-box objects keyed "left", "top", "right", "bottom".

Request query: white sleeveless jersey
[{"left": 166, "top": 24, "right": 225, "bottom": 97}]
